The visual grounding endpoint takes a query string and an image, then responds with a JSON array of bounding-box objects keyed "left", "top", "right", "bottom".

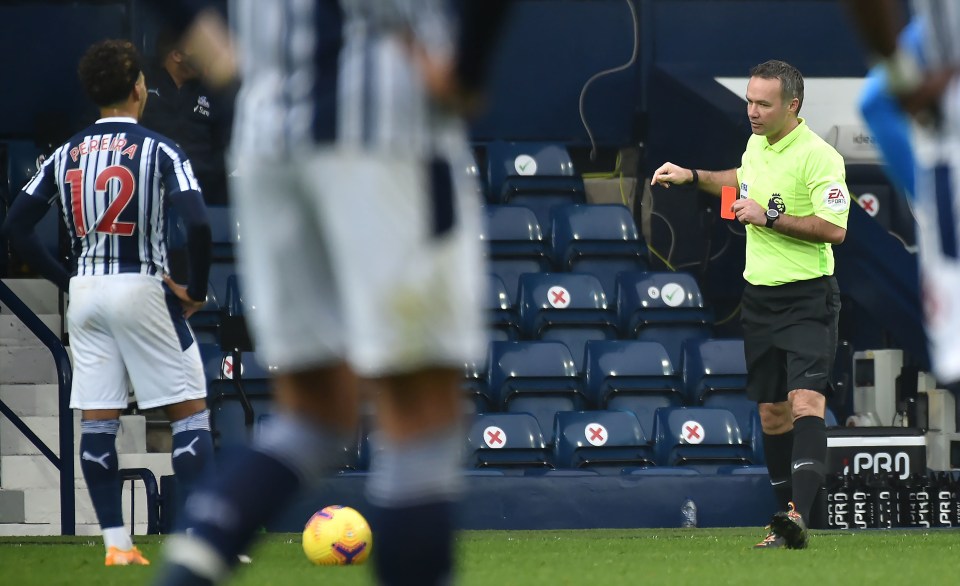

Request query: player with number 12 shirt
[{"left": 2, "top": 39, "right": 213, "bottom": 566}]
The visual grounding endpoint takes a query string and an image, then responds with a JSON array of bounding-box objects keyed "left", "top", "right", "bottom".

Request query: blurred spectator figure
[{"left": 141, "top": 27, "right": 232, "bottom": 205}]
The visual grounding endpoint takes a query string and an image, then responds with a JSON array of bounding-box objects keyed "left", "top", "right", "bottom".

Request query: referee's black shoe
[
  {"left": 769, "top": 502, "right": 808, "bottom": 550},
  {"left": 753, "top": 527, "right": 787, "bottom": 549}
]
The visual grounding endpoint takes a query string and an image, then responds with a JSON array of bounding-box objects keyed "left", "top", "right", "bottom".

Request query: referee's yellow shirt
[{"left": 736, "top": 118, "right": 849, "bottom": 287}]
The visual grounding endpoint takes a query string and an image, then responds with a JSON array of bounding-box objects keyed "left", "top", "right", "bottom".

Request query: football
[{"left": 302, "top": 505, "right": 372, "bottom": 566}]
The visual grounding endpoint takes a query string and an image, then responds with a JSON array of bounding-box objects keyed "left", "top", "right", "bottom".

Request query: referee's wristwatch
[{"left": 765, "top": 208, "right": 780, "bottom": 229}]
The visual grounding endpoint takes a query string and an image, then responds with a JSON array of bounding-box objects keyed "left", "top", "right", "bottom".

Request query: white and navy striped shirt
[
  {"left": 229, "top": 0, "right": 465, "bottom": 158},
  {"left": 913, "top": 0, "right": 960, "bottom": 70},
  {"left": 22, "top": 117, "right": 201, "bottom": 277}
]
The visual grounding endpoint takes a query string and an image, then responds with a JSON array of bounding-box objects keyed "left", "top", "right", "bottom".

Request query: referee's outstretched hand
[
  {"left": 651, "top": 162, "right": 694, "bottom": 188},
  {"left": 163, "top": 274, "right": 206, "bottom": 319}
]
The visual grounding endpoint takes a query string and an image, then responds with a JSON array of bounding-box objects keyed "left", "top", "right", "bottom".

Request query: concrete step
[
  {"left": 0, "top": 413, "right": 78, "bottom": 457},
  {"left": 0, "top": 384, "right": 60, "bottom": 417},
  {"left": 0, "top": 523, "right": 59, "bottom": 536},
  {"left": 23, "top": 485, "right": 149, "bottom": 525},
  {"left": 2, "top": 451, "right": 173, "bottom": 490},
  {"left": 0, "top": 522, "right": 149, "bottom": 537},
  {"left": 0, "top": 489, "right": 24, "bottom": 523},
  {"left": 0, "top": 346, "right": 58, "bottom": 384},
  {"left": 0, "top": 314, "right": 62, "bottom": 347},
  {"left": 1, "top": 278, "right": 63, "bottom": 316},
  {"left": 0, "top": 414, "right": 146, "bottom": 457},
  {"left": 76, "top": 522, "right": 148, "bottom": 536}
]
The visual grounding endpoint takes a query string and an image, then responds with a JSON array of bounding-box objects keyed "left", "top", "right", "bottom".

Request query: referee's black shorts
[{"left": 741, "top": 275, "right": 840, "bottom": 404}]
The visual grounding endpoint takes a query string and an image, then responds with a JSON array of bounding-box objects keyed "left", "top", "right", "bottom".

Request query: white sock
[{"left": 102, "top": 526, "right": 133, "bottom": 551}]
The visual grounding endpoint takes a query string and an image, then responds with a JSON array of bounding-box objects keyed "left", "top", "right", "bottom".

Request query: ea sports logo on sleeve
[{"left": 823, "top": 183, "right": 849, "bottom": 211}]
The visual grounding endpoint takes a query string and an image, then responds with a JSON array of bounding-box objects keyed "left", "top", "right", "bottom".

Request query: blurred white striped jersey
[
  {"left": 21, "top": 117, "right": 201, "bottom": 277},
  {"left": 229, "top": 0, "right": 465, "bottom": 158}
]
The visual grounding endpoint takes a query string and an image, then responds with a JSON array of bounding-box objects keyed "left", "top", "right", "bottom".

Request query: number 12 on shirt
[{"left": 64, "top": 165, "right": 137, "bottom": 237}]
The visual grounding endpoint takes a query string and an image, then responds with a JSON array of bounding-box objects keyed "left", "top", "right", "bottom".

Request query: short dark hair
[
  {"left": 154, "top": 26, "right": 184, "bottom": 61},
  {"left": 749, "top": 60, "right": 804, "bottom": 114},
  {"left": 78, "top": 39, "right": 142, "bottom": 108}
]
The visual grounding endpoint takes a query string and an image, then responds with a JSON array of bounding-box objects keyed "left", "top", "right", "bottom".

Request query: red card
[{"left": 720, "top": 186, "right": 738, "bottom": 220}]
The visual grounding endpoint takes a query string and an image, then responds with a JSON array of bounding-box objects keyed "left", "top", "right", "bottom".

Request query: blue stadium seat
[
  {"left": 219, "top": 274, "right": 253, "bottom": 352},
  {"left": 583, "top": 340, "right": 683, "bottom": 433},
  {"left": 652, "top": 407, "right": 753, "bottom": 470},
  {"left": 553, "top": 410, "right": 654, "bottom": 473},
  {"left": 487, "top": 341, "right": 586, "bottom": 438},
  {"left": 550, "top": 204, "right": 648, "bottom": 294},
  {"left": 201, "top": 346, "right": 271, "bottom": 398},
  {"left": 717, "top": 465, "right": 770, "bottom": 476},
  {"left": 487, "top": 274, "right": 519, "bottom": 341},
  {"left": 748, "top": 409, "right": 765, "bottom": 465},
  {"left": 621, "top": 467, "right": 700, "bottom": 476},
  {"left": 4, "top": 141, "right": 60, "bottom": 259},
  {"left": 482, "top": 205, "right": 552, "bottom": 301},
  {"left": 202, "top": 346, "right": 274, "bottom": 448},
  {"left": 683, "top": 338, "right": 753, "bottom": 432},
  {"left": 485, "top": 141, "right": 586, "bottom": 229},
  {"left": 466, "top": 412, "right": 552, "bottom": 470},
  {"left": 683, "top": 339, "right": 747, "bottom": 399},
  {"left": 845, "top": 163, "right": 915, "bottom": 246},
  {"left": 463, "top": 358, "right": 492, "bottom": 414},
  {"left": 188, "top": 262, "right": 236, "bottom": 340},
  {"left": 517, "top": 272, "right": 617, "bottom": 371},
  {"left": 212, "top": 399, "right": 270, "bottom": 448},
  {"left": 616, "top": 271, "right": 712, "bottom": 367},
  {"left": 206, "top": 205, "right": 238, "bottom": 261}
]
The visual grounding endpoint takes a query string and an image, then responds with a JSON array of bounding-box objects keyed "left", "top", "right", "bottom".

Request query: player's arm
[
  {"left": 650, "top": 162, "right": 738, "bottom": 197},
  {"left": 0, "top": 157, "right": 70, "bottom": 291},
  {"left": 146, "top": 0, "right": 235, "bottom": 88},
  {"left": 403, "top": 0, "right": 511, "bottom": 114},
  {"left": 843, "top": 0, "right": 902, "bottom": 58},
  {"left": 844, "top": 0, "right": 955, "bottom": 119},
  {"left": 158, "top": 144, "right": 211, "bottom": 312},
  {"left": 167, "top": 189, "right": 211, "bottom": 302}
]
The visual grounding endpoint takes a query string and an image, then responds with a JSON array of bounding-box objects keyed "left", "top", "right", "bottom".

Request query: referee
[{"left": 652, "top": 60, "right": 849, "bottom": 549}]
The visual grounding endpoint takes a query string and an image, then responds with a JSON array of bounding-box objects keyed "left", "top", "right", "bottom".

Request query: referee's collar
[
  {"left": 764, "top": 117, "right": 806, "bottom": 153},
  {"left": 96, "top": 117, "right": 137, "bottom": 125}
]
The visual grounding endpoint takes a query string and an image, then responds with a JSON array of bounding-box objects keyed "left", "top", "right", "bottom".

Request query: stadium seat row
[
  {"left": 467, "top": 408, "right": 754, "bottom": 473},
  {"left": 487, "top": 270, "right": 713, "bottom": 369},
  {"left": 484, "top": 203, "right": 648, "bottom": 296}
]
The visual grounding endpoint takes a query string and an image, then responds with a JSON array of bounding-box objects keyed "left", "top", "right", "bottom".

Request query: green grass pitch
[{"left": 2, "top": 528, "right": 959, "bottom": 585}]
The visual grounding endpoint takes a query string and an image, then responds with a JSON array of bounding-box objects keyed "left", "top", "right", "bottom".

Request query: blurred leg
[
  {"left": 367, "top": 368, "right": 463, "bottom": 586},
  {"left": 154, "top": 364, "right": 359, "bottom": 585}
]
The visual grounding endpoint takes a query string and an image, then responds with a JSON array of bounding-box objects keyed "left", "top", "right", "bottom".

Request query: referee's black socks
[
  {"left": 762, "top": 429, "right": 794, "bottom": 512},
  {"left": 790, "top": 415, "right": 827, "bottom": 521}
]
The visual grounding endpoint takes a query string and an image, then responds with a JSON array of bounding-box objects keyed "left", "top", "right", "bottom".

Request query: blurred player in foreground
[
  {"left": 152, "top": 2, "right": 510, "bottom": 585},
  {"left": 846, "top": 0, "right": 960, "bottom": 384}
]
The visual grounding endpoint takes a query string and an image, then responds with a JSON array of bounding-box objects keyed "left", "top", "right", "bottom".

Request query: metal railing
[{"left": 0, "top": 280, "right": 74, "bottom": 534}]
